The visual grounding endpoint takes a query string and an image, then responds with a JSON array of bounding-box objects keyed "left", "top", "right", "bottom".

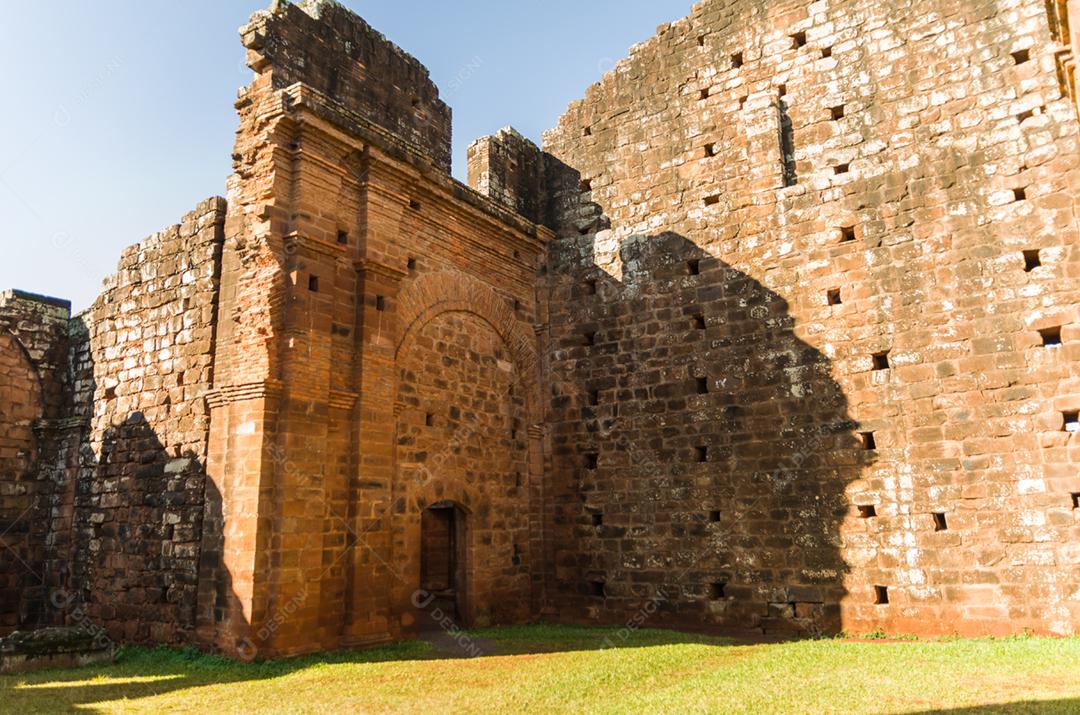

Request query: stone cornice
[
  {"left": 205, "top": 380, "right": 285, "bottom": 408},
  {"left": 283, "top": 232, "right": 350, "bottom": 260},
  {"left": 354, "top": 259, "right": 408, "bottom": 282}
]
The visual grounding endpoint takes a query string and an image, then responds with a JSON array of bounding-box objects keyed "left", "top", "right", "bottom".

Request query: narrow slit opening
[{"left": 1023, "top": 249, "right": 1041, "bottom": 272}]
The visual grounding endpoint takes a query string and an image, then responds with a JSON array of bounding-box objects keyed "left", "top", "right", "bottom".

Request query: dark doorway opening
[{"left": 420, "top": 501, "right": 466, "bottom": 625}]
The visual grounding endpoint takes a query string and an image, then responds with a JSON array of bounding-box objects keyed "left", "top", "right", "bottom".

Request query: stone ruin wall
[
  {"left": 0, "top": 291, "right": 70, "bottom": 635},
  {"left": 0, "top": 200, "right": 225, "bottom": 643},
  {"left": 2, "top": 0, "right": 1079, "bottom": 652},
  {"left": 540, "top": 0, "right": 1080, "bottom": 636}
]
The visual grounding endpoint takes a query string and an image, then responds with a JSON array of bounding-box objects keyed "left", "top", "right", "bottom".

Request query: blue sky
[{"left": 0, "top": 1, "right": 692, "bottom": 312}]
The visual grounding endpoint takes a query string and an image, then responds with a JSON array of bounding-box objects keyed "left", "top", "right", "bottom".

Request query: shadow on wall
[
  {"left": 544, "top": 159, "right": 871, "bottom": 635},
  {"left": 45, "top": 409, "right": 248, "bottom": 654}
]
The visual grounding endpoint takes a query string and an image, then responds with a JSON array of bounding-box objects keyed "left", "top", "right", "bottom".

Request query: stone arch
[
  {"left": 390, "top": 273, "right": 540, "bottom": 631},
  {"left": 395, "top": 269, "right": 539, "bottom": 420}
]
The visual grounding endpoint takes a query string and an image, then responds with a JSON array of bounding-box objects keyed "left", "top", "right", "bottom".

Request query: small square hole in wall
[
  {"left": 840, "top": 225, "right": 857, "bottom": 242},
  {"left": 1011, "top": 48, "right": 1031, "bottom": 64},
  {"left": 859, "top": 431, "right": 877, "bottom": 450},
  {"left": 857, "top": 504, "right": 877, "bottom": 519},
  {"left": 585, "top": 453, "right": 599, "bottom": 470},
  {"left": 834, "top": 163, "right": 850, "bottom": 175},
  {"left": 407, "top": 257, "right": 417, "bottom": 271},
  {"left": 933, "top": 512, "right": 948, "bottom": 532},
  {"left": 822, "top": 46, "right": 833, "bottom": 58},
  {"left": 1071, "top": 493, "right": 1080, "bottom": 510},
  {"left": 588, "top": 389, "right": 600, "bottom": 406},
  {"left": 709, "top": 509, "right": 721, "bottom": 523},
  {"left": 1017, "top": 108, "right": 1035, "bottom": 122},
  {"left": 1023, "top": 250, "right": 1041, "bottom": 272},
  {"left": 831, "top": 104, "right": 846, "bottom": 120},
  {"left": 696, "top": 377, "right": 709, "bottom": 395},
  {"left": 1013, "top": 187, "right": 1027, "bottom": 202},
  {"left": 872, "top": 351, "right": 891, "bottom": 371},
  {"left": 308, "top": 275, "right": 320, "bottom": 292},
  {"left": 874, "top": 585, "right": 889, "bottom": 605},
  {"left": 580, "top": 177, "right": 593, "bottom": 192},
  {"left": 704, "top": 142, "right": 718, "bottom": 157},
  {"left": 589, "top": 581, "right": 606, "bottom": 597},
  {"left": 731, "top": 51, "right": 744, "bottom": 68},
  {"left": 698, "top": 34, "right": 706, "bottom": 47},
  {"left": 704, "top": 194, "right": 721, "bottom": 206},
  {"left": 592, "top": 512, "right": 604, "bottom": 527},
  {"left": 687, "top": 259, "right": 701, "bottom": 276},
  {"left": 739, "top": 95, "right": 749, "bottom": 109},
  {"left": 337, "top": 230, "right": 349, "bottom": 245},
  {"left": 376, "top": 295, "right": 386, "bottom": 311},
  {"left": 513, "top": 299, "right": 522, "bottom": 313},
  {"left": 827, "top": 288, "right": 842, "bottom": 306},
  {"left": 425, "top": 413, "right": 434, "bottom": 427},
  {"left": 1063, "top": 411, "right": 1080, "bottom": 433},
  {"left": 693, "top": 314, "right": 707, "bottom": 330},
  {"left": 584, "top": 278, "right": 598, "bottom": 296},
  {"left": 791, "top": 31, "right": 807, "bottom": 48},
  {"left": 584, "top": 126, "right": 592, "bottom": 137},
  {"left": 709, "top": 582, "right": 727, "bottom": 600},
  {"left": 777, "top": 83, "right": 787, "bottom": 97},
  {"left": 695, "top": 446, "right": 709, "bottom": 463},
  {"left": 700, "top": 88, "right": 711, "bottom": 101},
  {"left": 583, "top": 331, "right": 597, "bottom": 346},
  {"left": 1040, "top": 326, "right": 1063, "bottom": 347},
  {"left": 409, "top": 198, "right": 422, "bottom": 211}
]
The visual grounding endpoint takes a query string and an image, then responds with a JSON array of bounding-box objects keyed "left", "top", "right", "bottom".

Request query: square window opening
[
  {"left": 731, "top": 52, "right": 744, "bottom": 68},
  {"left": 687, "top": 259, "right": 701, "bottom": 276},
  {"left": 308, "top": 275, "right": 319, "bottom": 292},
  {"left": 933, "top": 512, "right": 948, "bottom": 532},
  {"left": 872, "top": 352, "right": 891, "bottom": 371},
  {"left": 585, "top": 453, "right": 599, "bottom": 470},
  {"left": 827, "top": 288, "right": 842, "bottom": 306},
  {"left": 337, "top": 230, "right": 349, "bottom": 245},
  {"left": 874, "top": 585, "right": 889, "bottom": 605},
  {"left": 709, "top": 510, "right": 721, "bottom": 523},
  {"left": 696, "top": 377, "right": 709, "bottom": 395},
  {"left": 1064, "top": 411, "right": 1080, "bottom": 433},
  {"left": 831, "top": 104, "right": 845, "bottom": 120},
  {"left": 1040, "top": 326, "right": 1062, "bottom": 347},
  {"left": 709, "top": 582, "right": 727, "bottom": 600},
  {"left": 857, "top": 504, "right": 877, "bottom": 519},
  {"left": 859, "top": 431, "right": 877, "bottom": 450},
  {"left": 840, "top": 225, "right": 857, "bottom": 242},
  {"left": 589, "top": 581, "right": 606, "bottom": 598},
  {"left": 695, "top": 446, "right": 709, "bottom": 463},
  {"left": 1012, "top": 48, "right": 1031, "bottom": 64}
]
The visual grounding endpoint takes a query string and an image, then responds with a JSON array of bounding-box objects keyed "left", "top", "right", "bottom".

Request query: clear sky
[{"left": 0, "top": 1, "right": 692, "bottom": 312}]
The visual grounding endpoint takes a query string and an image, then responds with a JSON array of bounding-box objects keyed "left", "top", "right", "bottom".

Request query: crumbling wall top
[{"left": 242, "top": 0, "right": 453, "bottom": 173}]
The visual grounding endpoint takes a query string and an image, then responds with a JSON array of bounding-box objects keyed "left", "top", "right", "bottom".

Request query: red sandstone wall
[
  {"left": 0, "top": 331, "right": 42, "bottom": 635},
  {"left": 394, "top": 311, "right": 532, "bottom": 628},
  {"left": 0, "top": 291, "right": 71, "bottom": 634},
  {"left": 542, "top": 0, "right": 1080, "bottom": 636},
  {"left": 63, "top": 198, "right": 225, "bottom": 645}
]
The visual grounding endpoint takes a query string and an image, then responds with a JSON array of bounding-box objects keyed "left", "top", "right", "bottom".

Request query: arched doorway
[{"left": 419, "top": 501, "right": 467, "bottom": 626}]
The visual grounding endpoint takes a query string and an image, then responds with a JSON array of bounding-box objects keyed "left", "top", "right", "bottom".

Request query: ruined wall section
[
  {"left": 542, "top": 0, "right": 1080, "bottom": 636},
  {"left": 0, "top": 291, "right": 71, "bottom": 634},
  {"left": 467, "top": 128, "right": 547, "bottom": 225},
  {"left": 242, "top": 0, "right": 452, "bottom": 172},
  {"left": 64, "top": 198, "right": 225, "bottom": 645}
]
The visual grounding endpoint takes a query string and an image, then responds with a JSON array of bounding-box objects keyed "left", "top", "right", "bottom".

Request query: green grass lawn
[{"left": 2, "top": 625, "right": 1079, "bottom": 714}]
